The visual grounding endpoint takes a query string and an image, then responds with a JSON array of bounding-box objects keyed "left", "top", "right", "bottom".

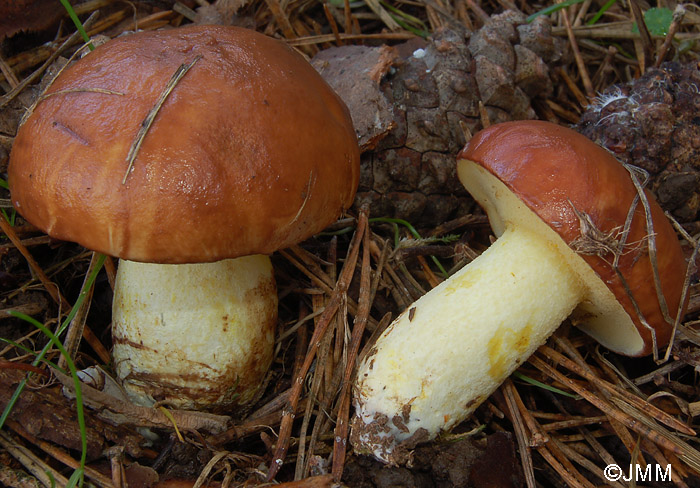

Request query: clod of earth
[
  {"left": 350, "top": 120, "right": 687, "bottom": 465},
  {"left": 8, "top": 24, "right": 360, "bottom": 411}
]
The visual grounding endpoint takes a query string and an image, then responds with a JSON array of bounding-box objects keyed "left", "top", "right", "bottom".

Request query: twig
[
  {"left": 552, "top": 436, "right": 626, "bottom": 488},
  {"left": 640, "top": 436, "right": 691, "bottom": 487},
  {"left": 663, "top": 214, "right": 698, "bottom": 362},
  {"left": 53, "top": 369, "right": 231, "bottom": 434},
  {"left": 622, "top": 164, "right": 675, "bottom": 361},
  {"left": 0, "top": 53, "right": 19, "bottom": 88},
  {"left": 655, "top": 5, "right": 686, "bottom": 68},
  {"left": 0, "top": 301, "right": 47, "bottom": 320},
  {"left": 0, "top": 430, "right": 69, "bottom": 488},
  {"left": 363, "top": 0, "right": 401, "bottom": 31},
  {"left": 296, "top": 294, "right": 334, "bottom": 480},
  {"left": 286, "top": 31, "right": 415, "bottom": 46},
  {"left": 0, "top": 360, "right": 49, "bottom": 377},
  {"left": 464, "top": 0, "right": 491, "bottom": 25},
  {"left": 552, "top": 14, "right": 698, "bottom": 39},
  {"left": 629, "top": 0, "right": 654, "bottom": 72},
  {"left": 103, "top": 255, "right": 117, "bottom": 290},
  {"left": 343, "top": 0, "right": 353, "bottom": 34},
  {"left": 541, "top": 415, "right": 607, "bottom": 431},
  {"left": 591, "top": 45, "right": 618, "bottom": 91},
  {"left": 106, "top": 445, "right": 126, "bottom": 488},
  {"left": 206, "top": 396, "right": 310, "bottom": 447},
  {"left": 506, "top": 379, "right": 597, "bottom": 488},
  {"left": 322, "top": 2, "right": 343, "bottom": 45},
  {"left": 0, "top": 217, "right": 68, "bottom": 311},
  {"left": 633, "top": 359, "right": 687, "bottom": 386},
  {"left": 304, "top": 303, "right": 346, "bottom": 478},
  {"left": 0, "top": 214, "right": 111, "bottom": 364},
  {"left": 556, "top": 67, "right": 589, "bottom": 109},
  {"left": 416, "top": 254, "right": 441, "bottom": 288},
  {"left": 281, "top": 245, "right": 377, "bottom": 329},
  {"left": 264, "top": 0, "right": 297, "bottom": 39},
  {"left": 579, "top": 427, "right": 619, "bottom": 475},
  {"left": 0, "top": 225, "right": 60, "bottom": 309},
  {"left": 7, "top": 420, "right": 113, "bottom": 488}
]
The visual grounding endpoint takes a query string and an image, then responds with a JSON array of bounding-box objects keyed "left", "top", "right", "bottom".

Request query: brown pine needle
[
  {"left": 530, "top": 353, "right": 700, "bottom": 474},
  {"left": 122, "top": 55, "right": 201, "bottom": 184},
  {"left": 0, "top": 430, "right": 70, "bottom": 488},
  {"left": 7, "top": 420, "right": 114, "bottom": 488},
  {"left": 540, "top": 345, "right": 696, "bottom": 436},
  {"left": 0, "top": 215, "right": 111, "bottom": 364},
  {"left": 558, "top": 0, "right": 594, "bottom": 98},
  {"left": 502, "top": 380, "right": 537, "bottom": 488},
  {"left": 267, "top": 213, "right": 366, "bottom": 481},
  {"left": 332, "top": 207, "right": 371, "bottom": 481}
]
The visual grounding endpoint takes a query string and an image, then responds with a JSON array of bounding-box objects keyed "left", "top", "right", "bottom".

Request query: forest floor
[{"left": 0, "top": 1, "right": 699, "bottom": 487}]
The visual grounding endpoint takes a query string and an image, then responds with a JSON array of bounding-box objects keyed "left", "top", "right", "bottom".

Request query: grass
[
  {"left": 0, "top": 254, "right": 105, "bottom": 487},
  {"left": 370, "top": 217, "right": 451, "bottom": 277},
  {"left": 58, "top": 0, "right": 94, "bottom": 51}
]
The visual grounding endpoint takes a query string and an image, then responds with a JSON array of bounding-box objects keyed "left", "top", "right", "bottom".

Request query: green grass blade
[
  {"left": 59, "top": 0, "right": 94, "bottom": 51},
  {"left": 513, "top": 371, "right": 581, "bottom": 399},
  {"left": 0, "top": 337, "right": 64, "bottom": 372},
  {"left": 66, "top": 468, "right": 84, "bottom": 488},
  {"left": 587, "top": 0, "right": 618, "bottom": 25},
  {"left": 10, "top": 310, "right": 87, "bottom": 486},
  {"left": 527, "top": 0, "right": 587, "bottom": 23},
  {"left": 0, "top": 255, "right": 106, "bottom": 444},
  {"left": 370, "top": 217, "right": 450, "bottom": 277}
]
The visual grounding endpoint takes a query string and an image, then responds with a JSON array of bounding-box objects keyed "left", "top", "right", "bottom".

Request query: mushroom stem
[
  {"left": 112, "top": 255, "right": 277, "bottom": 411},
  {"left": 351, "top": 224, "right": 585, "bottom": 464}
]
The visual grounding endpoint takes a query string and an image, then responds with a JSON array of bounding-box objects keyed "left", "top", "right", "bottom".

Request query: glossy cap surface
[
  {"left": 459, "top": 121, "right": 686, "bottom": 355},
  {"left": 10, "top": 25, "right": 360, "bottom": 263}
]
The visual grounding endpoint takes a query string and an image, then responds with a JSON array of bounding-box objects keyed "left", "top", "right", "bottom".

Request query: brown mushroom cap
[
  {"left": 458, "top": 120, "right": 686, "bottom": 356},
  {"left": 9, "top": 25, "right": 360, "bottom": 263}
]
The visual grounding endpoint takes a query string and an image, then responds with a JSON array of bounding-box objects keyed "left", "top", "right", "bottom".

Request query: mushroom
[
  {"left": 350, "top": 120, "right": 686, "bottom": 464},
  {"left": 9, "top": 25, "right": 360, "bottom": 410}
]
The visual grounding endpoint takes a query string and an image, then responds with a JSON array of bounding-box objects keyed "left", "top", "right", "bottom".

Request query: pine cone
[
  {"left": 313, "top": 11, "right": 560, "bottom": 225},
  {"left": 575, "top": 62, "right": 700, "bottom": 223}
]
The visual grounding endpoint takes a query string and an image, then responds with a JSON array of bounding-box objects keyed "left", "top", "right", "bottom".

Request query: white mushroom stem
[
  {"left": 112, "top": 255, "right": 277, "bottom": 411},
  {"left": 351, "top": 160, "right": 648, "bottom": 464},
  {"left": 351, "top": 224, "right": 585, "bottom": 462},
  {"left": 351, "top": 133, "right": 672, "bottom": 464}
]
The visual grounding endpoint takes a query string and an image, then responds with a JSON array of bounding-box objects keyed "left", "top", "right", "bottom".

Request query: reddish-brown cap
[
  {"left": 9, "top": 25, "right": 360, "bottom": 263},
  {"left": 458, "top": 121, "right": 686, "bottom": 356}
]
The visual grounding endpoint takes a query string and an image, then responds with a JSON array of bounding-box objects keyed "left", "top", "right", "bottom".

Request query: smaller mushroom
[
  {"left": 350, "top": 121, "right": 687, "bottom": 464},
  {"left": 9, "top": 25, "right": 360, "bottom": 411}
]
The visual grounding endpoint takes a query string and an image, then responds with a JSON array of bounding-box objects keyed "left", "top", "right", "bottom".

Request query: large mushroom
[
  {"left": 350, "top": 120, "right": 686, "bottom": 464},
  {"left": 9, "top": 25, "right": 360, "bottom": 410}
]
